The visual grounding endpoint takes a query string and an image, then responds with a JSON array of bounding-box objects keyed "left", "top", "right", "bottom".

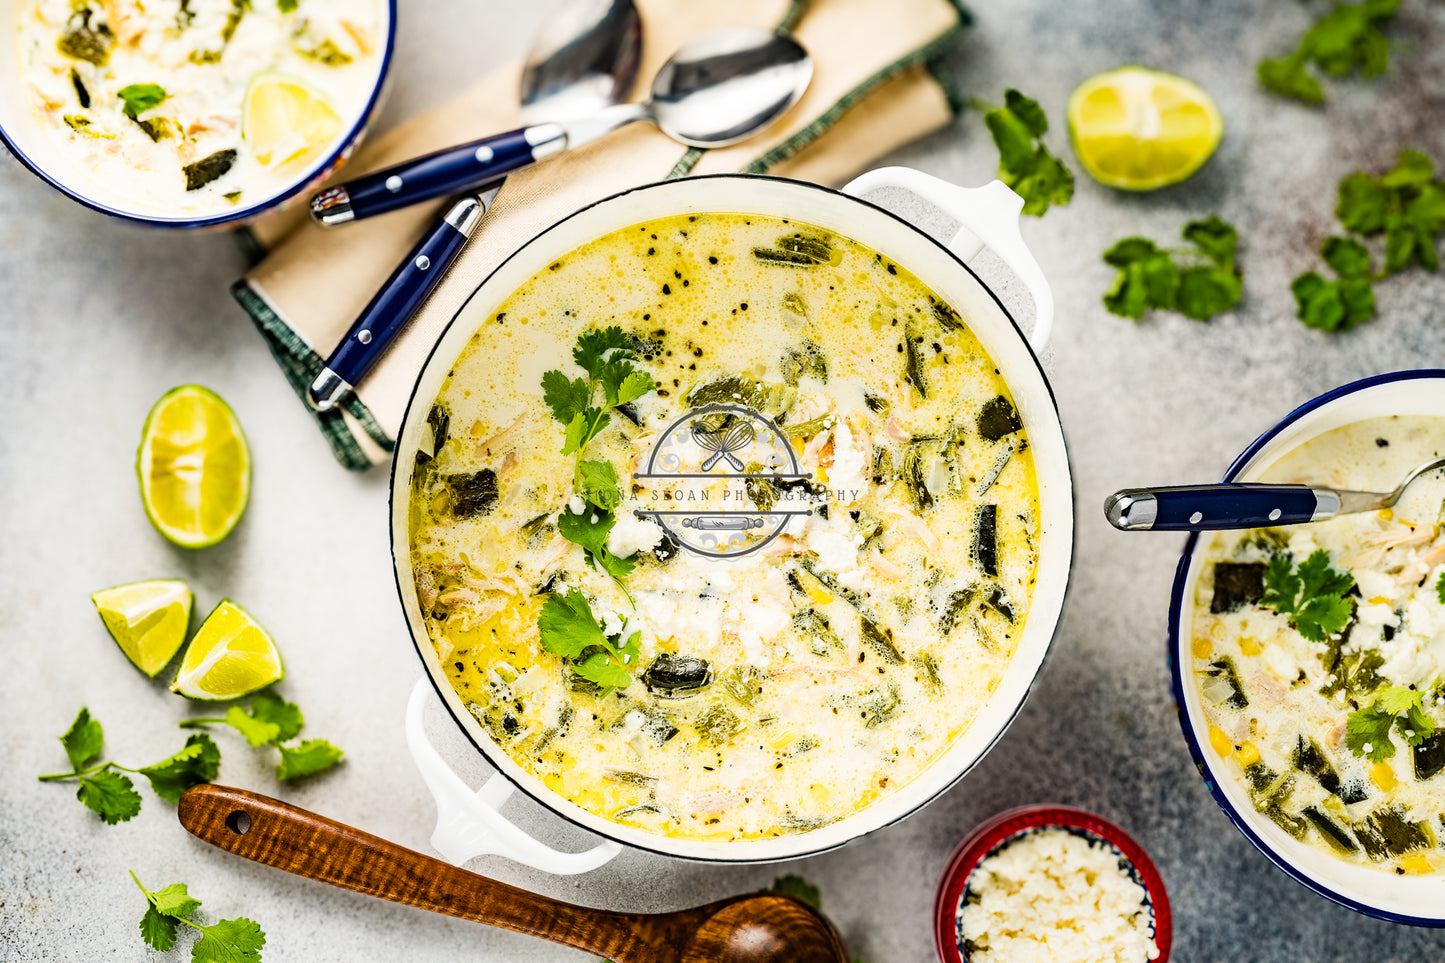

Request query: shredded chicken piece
[
  {"left": 882, "top": 499, "right": 939, "bottom": 551},
  {"left": 476, "top": 413, "right": 533, "bottom": 459},
  {"left": 884, "top": 417, "right": 911, "bottom": 444},
  {"left": 868, "top": 551, "right": 906, "bottom": 579}
]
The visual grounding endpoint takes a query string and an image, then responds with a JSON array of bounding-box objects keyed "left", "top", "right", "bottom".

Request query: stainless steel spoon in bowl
[
  {"left": 311, "top": 25, "right": 813, "bottom": 226},
  {"left": 1105, "top": 456, "right": 1445, "bottom": 531},
  {"left": 306, "top": 0, "right": 642, "bottom": 413}
]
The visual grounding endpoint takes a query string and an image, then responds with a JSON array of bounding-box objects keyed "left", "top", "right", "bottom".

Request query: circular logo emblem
[{"left": 635, "top": 403, "right": 813, "bottom": 558}]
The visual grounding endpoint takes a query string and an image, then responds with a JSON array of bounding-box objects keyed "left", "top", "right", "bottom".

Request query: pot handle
[
  {"left": 404, "top": 678, "right": 622, "bottom": 874},
  {"left": 842, "top": 168, "right": 1055, "bottom": 352}
]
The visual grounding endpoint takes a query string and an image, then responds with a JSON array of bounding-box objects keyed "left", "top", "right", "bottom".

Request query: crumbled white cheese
[
  {"left": 829, "top": 416, "right": 867, "bottom": 507},
  {"left": 600, "top": 610, "right": 625, "bottom": 638},
  {"left": 606, "top": 511, "right": 665, "bottom": 558},
  {"left": 567, "top": 494, "right": 586, "bottom": 515},
  {"left": 959, "top": 829, "right": 1160, "bottom": 963}
]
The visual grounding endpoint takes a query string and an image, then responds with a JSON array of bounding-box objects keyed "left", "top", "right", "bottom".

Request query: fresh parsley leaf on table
[
  {"left": 39, "top": 708, "right": 216, "bottom": 823},
  {"left": 1102, "top": 216, "right": 1242, "bottom": 321},
  {"left": 1257, "top": 0, "right": 1400, "bottom": 104},
  {"left": 1346, "top": 686, "right": 1435, "bottom": 761},
  {"left": 981, "top": 89, "right": 1073, "bottom": 217},
  {"left": 131, "top": 871, "right": 267, "bottom": 962},
  {"left": 538, "top": 588, "right": 641, "bottom": 688},
  {"left": 1292, "top": 237, "right": 1376, "bottom": 331},
  {"left": 1259, "top": 549, "right": 1355, "bottom": 643},
  {"left": 180, "top": 695, "right": 342, "bottom": 781}
]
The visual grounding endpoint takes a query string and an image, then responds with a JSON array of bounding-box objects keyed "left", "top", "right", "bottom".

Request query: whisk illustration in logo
[{"left": 634, "top": 403, "right": 814, "bottom": 558}]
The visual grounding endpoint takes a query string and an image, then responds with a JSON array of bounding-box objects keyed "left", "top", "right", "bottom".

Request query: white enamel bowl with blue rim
[
  {"left": 388, "top": 170, "right": 1076, "bottom": 866},
  {"left": 0, "top": 0, "right": 395, "bottom": 228},
  {"left": 1169, "top": 369, "right": 1445, "bottom": 925}
]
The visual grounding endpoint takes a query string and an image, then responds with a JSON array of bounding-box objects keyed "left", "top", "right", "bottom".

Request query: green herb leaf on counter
[
  {"left": 117, "top": 83, "right": 167, "bottom": 120},
  {"left": 981, "top": 89, "right": 1074, "bottom": 217},
  {"left": 1260, "top": 549, "right": 1355, "bottom": 642},
  {"left": 275, "top": 739, "right": 344, "bottom": 781},
  {"left": 76, "top": 769, "right": 144, "bottom": 824},
  {"left": 1102, "top": 216, "right": 1242, "bottom": 321},
  {"left": 61, "top": 706, "right": 104, "bottom": 771},
  {"left": 135, "top": 733, "right": 221, "bottom": 803},
  {"left": 770, "top": 874, "right": 822, "bottom": 909},
  {"left": 1292, "top": 237, "right": 1377, "bottom": 331},
  {"left": 1346, "top": 686, "right": 1434, "bottom": 761},
  {"left": 131, "top": 872, "right": 266, "bottom": 961},
  {"left": 538, "top": 589, "right": 640, "bottom": 688},
  {"left": 1336, "top": 150, "right": 1445, "bottom": 274},
  {"left": 1257, "top": 0, "right": 1400, "bottom": 104}
]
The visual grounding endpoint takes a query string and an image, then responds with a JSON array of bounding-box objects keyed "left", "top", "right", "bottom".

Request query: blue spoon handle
[
  {"left": 311, "top": 123, "right": 565, "bottom": 225},
  {"left": 308, "top": 193, "right": 491, "bottom": 412},
  {"left": 1105, "top": 484, "right": 1333, "bottom": 531}
]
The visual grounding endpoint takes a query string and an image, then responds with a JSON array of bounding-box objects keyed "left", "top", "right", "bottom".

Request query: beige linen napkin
[{"left": 233, "top": 0, "right": 971, "bottom": 469}]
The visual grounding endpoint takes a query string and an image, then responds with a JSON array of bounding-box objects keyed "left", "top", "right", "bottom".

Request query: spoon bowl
[
  {"left": 519, "top": 0, "right": 643, "bottom": 125},
  {"left": 178, "top": 784, "right": 850, "bottom": 963}
]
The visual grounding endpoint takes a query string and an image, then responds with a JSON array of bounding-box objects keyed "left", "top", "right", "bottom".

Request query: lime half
[
  {"left": 137, "top": 385, "right": 250, "bottom": 549},
  {"left": 171, "top": 599, "right": 283, "bottom": 701},
  {"left": 1068, "top": 67, "right": 1223, "bottom": 191},
  {"left": 242, "top": 72, "right": 342, "bottom": 168},
  {"left": 91, "top": 579, "right": 193, "bottom": 677}
]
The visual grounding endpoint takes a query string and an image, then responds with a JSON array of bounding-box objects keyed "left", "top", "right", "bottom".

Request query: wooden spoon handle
[{"left": 177, "top": 784, "right": 660, "bottom": 960}]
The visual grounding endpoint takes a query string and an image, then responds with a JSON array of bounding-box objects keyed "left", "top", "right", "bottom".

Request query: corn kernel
[
  {"left": 1400, "top": 853, "right": 1433, "bottom": 875},
  {"left": 1370, "top": 760, "right": 1398, "bottom": 792},
  {"left": 1368, "top": 596, "right": 1391, "bottom": 606},
  {"left": 1240, "top": 636, "right": 1263, "bottom": 656},
  {"left": 1192, "top": 636, "right": 1212, "bottom": 659},
  {"left": 1210, "top": 622, "right": 1226, "bottom": 640},
  {"left": 1208, "top": 725, "right": 1233, "bottom": 758},
  {"left": 1378, "top": 508, "right": 1393, "bottom": 521},
  {"left": 1235, "top": 741, "right": 1261, "bottom": 767}
]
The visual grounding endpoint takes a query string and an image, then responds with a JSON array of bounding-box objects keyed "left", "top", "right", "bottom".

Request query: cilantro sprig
[
  {"left": 1437, "top": 571, "right": 1445, "bottom": 605},
  {"left": 38, "top": 708, "right": 219, "bottom": 823},
  {"left": 117, "top": 83, "right": 167, "bottom": 120},
  {"left": 1345, "top": 685, "right": 1435, "bottom": 762},
  {"left": 1257, "top": 0, "right": 1399, "bottom": 104},
  {"left": 1260, "top": 549, "right": 1356, "bottom": 643},
  {"left": 1102, "top": 216, "right": 1243, "bottom": 321},
  {"left": 770, "top": 874, "right": 822, "bottom": 909},
  {"left": 131, "top": 871, "right": 266, "bottom": 962},
  {"left": 180, "top": 695, "right": 343, "bottom": 782},
  {"left": 975, "top": 89, "right": 1074, "bottom": 217},
  {"left": 1291, "top": 150, "right": 1445, "bottom": 330},
  {"left": 541, "top": 326, "right": 654, "bottom": 455},
  {"left": 538, "top": 588, "right": 641, "bottom": 688}
]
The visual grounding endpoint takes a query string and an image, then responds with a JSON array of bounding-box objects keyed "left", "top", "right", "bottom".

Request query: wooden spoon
[{"left": 178, "top": 784, "right": 850, "bottom": 963}]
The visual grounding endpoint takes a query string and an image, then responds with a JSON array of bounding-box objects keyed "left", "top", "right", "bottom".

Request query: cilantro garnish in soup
[{"left": 408, "top": 213, "right": 1042, "bottom": 841}]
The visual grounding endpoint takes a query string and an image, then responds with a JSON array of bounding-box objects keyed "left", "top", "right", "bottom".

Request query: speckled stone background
[{"left": 4, "top": 1, "right": 1445, "bottom": 961}]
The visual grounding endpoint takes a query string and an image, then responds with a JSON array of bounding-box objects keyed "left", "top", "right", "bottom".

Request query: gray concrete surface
[{"left": 4, "top": 1, "right": 1445, "bottom": 960}]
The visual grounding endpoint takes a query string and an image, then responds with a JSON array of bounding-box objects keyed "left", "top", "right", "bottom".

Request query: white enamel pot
[{"left": 388, "top": 169, "right": 1075, "bottom": 871}]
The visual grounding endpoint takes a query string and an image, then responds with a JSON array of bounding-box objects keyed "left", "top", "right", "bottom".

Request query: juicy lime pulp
[
  {"left": 242, "top": 72, "right": 343, "bottom": 168},
  {"left": 1068, "top": 66, "right": 1222, "bottom": 190},
  {"left": 171, "top": 599, "right": 283, "bottom": 701},
  {"left": 91, "top": 579, "right": 193, "bottom": 677},
  {"left": 137, "top": 385, "right": 250, "bottom": 549}
]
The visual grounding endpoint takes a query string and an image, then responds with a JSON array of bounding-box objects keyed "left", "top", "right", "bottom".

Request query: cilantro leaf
[
  {"left": 541, "top": 370, "right": 591, "bottom": 426},
  {"left": 572, "top": 649, "right": 633, "bottom": 688},
  {"left": 562, "top": 407, "right": 611, "bottom": 455},
  {"left": 558, "top": 503, "right": 614, "bottom": 556},
  {"left": 614, "top": 370, "right": 655, "bottom": 408},
  {"left": 1102, "top": 217, "right": 1241, "bottom": 321},
  {"left": 212, "top": 695, "right": 304, "bottom": 747},
  {"left": 1437, "top": 571, "right": 1445, "bottom": 605},
  {"left": 1330, "top": 151, "right": 1445, "bottom": 276},
  {"left": 1259, "top": 549, "right": 1355, "bottom": 642},
  {"left": 770, "top": 874, "right": 822, "bottom": 909},
  {"left": 278, "top": 0, "right": 297, "bottom": 11},
  {"left": 147, "top": 881, "right": 204, "bottom": 920},
  {"left": 593, "top": 548, "right": 637, "bottom": 583},
  {"left": 275, "top": 740, "right": 343, "bottom": 781},
  {"left": 1292, "top": 237, "right": 1376, "bottom": 331},
  {"left": 1346, "top": 704, "right": 1396, "bottom": 761},
  {"left": 1398, "top": 702, "right": 1435, "bottom": 745},
  {"left": 538, "top": 589, "right": 608, "bottom": 659},
  {"left": 573, "top": 326, "right": 635, "bottom": 380},
  {"left": 137, "top": 733, "right": 221, "bottom": 803},
  {"left": 984, "top": 90, "right": 1073, "bottom": 217},
  {"left": 61, "top": 707, "right": 104, "bottom": 772},
  {"left": 77, "top": 769, "right": 142, "bottom": 824},
  {"left": 117, "top": 83, "right": 167, "bottom": 120},
  {"left": 575, "top": 460, "right": 620, "bottom": 511},
  {"left": 140, "top": 905, "right": 179, "bottom": 952},
  {"left": 1258, "top": 0, "right": 1400, "bottom": 104},
  {"left": 190, "top": 917, "right": 266, "bottom": 963}
]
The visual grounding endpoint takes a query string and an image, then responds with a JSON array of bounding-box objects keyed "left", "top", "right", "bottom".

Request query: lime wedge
[
  {"left": 1068, "top": 67, "right": 1223, "bottom": 191},
  {"left": 242, "top": 72, "right": 342, "bottom": 168},
  {"left": 91, "top": 579, "right": 193, "bottom": 677},
  {"left": 137, "top": 385, "right": 250, "bottom": 549},
  {"left": 171, "top": 600, "right": 283, "bottom": 701}
]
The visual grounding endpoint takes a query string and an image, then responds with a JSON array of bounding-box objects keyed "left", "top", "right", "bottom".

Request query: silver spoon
[
  {"left": 1106, "top": 456, "right": 1445, "bottom": 531},
  {"left": 306, "top": 0, "right": 642, "bottom": 412},
  {"left": 311, "top": 25, "right": 812, "bottom": 226}
]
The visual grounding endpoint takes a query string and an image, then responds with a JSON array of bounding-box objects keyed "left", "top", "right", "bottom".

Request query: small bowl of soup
[
  {"left": 1170, "top": 369, "right": 1445, "bottom": 925},
  {"left": 0, "top": 0, "right": 394, "bottom": 226}
]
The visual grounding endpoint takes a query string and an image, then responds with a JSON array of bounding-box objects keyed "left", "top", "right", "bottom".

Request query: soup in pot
[{"left": 408, "top": 212, "right": 1042, "bottom": 841}]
